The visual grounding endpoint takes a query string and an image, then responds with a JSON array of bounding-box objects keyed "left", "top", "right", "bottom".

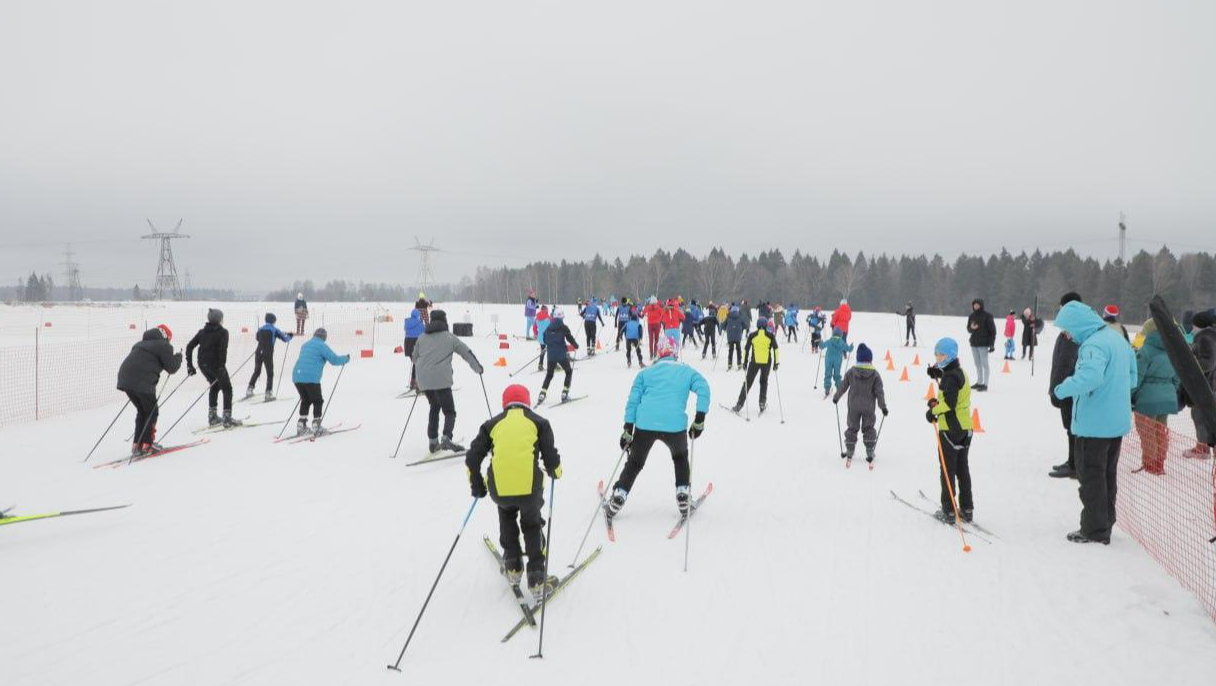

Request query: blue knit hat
[
  {"left": 934, "top": 338, "right": 958, "bottom": 367},
  {"left": 856, "top": 343, "right": 873, "bottom": 364}
]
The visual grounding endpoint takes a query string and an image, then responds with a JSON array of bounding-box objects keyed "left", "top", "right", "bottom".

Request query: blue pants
[{"left": 525, "top": 316, "right": 535, "bottom": 338}]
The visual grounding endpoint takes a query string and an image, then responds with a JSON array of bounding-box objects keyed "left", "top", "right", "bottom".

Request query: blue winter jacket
[
  {"left": 292, "top": 337, "right": 350, "bottom": 384},
  {"left": 785, "top": 308, "right": 799, "bottom": 327},
  {"left": 404, "top": 309, "right": 426, "bottom": 339},
  {"left": 583, "top": 304, "right": 603, "bottom": 323},
  {"left": 822, "top": 335, "right": 853, "bottom": 365},
  {"left": 625, "top": 320, "right": 642, "bottom": 340},
  {"left": 616, "top": 306, "right": 631, "bottom": 324},
  {"left": 524, "top": 297, "right": 538, "bottom": 317},
  {"left": 543, "top": 319, "right": 577, "bottom": 363},
  {"left": 725, "top": 309, "right": 744, "bottom": 343},
  {"left": 1052, "top": 301, "right": 1137, "bottom": 438},
  {"left": 1131, "top": 331, "right": 1180, "bottom": 417},
  {"left": 624, "top": 357, "right": 711, "bottom": 432},
  {"left": 690, "top": 305, "right": 703, "bottom": 324},
  {"left": 681, "top": 311, "right": 697, "bottom": 335},
  {"left": 536, "top": 316, "right": 552, "bottom": 341}
]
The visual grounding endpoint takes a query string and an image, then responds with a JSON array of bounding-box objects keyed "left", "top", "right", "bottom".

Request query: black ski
[
  {"left": 889, "top": 491, "right": 992, "bottom": 544},
  {"left": 718, "top": 403, "right": 749, "bottom": 421},
  {"left": 918, "top": 490, "right": 1000, "bottom": 539},
  {"left": 501, "top": 546, "right": 602, "bottom": 642},
  {"left": 405, "top": 450, "right": 468, "bottom": 467},
  {"left": 483, "top": 536, "right": 537, "bottom": 627},
  {"left": 547, "top": 395, "right": 589, "bottom": 409}
]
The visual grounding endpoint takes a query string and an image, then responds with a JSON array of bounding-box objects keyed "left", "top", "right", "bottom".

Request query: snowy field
[{"left": 2, "top": 303, "right": 1216, "bottom": 686}]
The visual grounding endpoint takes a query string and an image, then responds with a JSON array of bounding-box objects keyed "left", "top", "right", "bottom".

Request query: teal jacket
[
  {"left": 1052, "top": 302, "right": 1137, "bottom": 438},
  {"left": 624, "top": 357, "right": 711, "bottom": 432},
  {"left": 822, "top": 335, "right": 853, "bottom": 367},
  {"left": 292, "top": 337, "right": 350, "bottom": 384},
  {"left": 1131, "top": 331, "right": 1180, "bottom": 417}
]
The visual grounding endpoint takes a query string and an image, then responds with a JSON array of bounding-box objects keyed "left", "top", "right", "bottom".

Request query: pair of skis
[
  {"left": 597, "top": 480, "right": 713, "bottom": 542},
  {"left": 1, "top": 504, "right": 131, "bottom": 528},
  {"left": 193, "top": 418, "right": 279, "bottom": 435},
  {"left": 844, "top": 456, "right": 875, "bottom": 471},
  {"left": 92, "top": 439, "right": 211, "bottom": 469},
  {"left": 889, "top": 490, "right": 998, "bottom": 543},
  {"left": 273, "top": 423, "right": 363, "bottom": 445},
  {"left": 535, "top": 395, "right": 589, "bottom": 409},
  {"left": 491, "top": 541, "right": 604, "bottom": 643}
]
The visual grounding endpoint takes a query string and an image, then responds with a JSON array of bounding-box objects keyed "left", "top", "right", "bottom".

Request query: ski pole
[
  {"left": 933, "top": 426, "right": 971, "bottom": 553},
  {"left": 834, "top": 400, "right": 845, "bottom": 458},
  {"left": 478, "top": 373, "right": 494, "bottom": 419},
  {"left": 312, "top": 363, "right": 346, "bottom": 439},
  {"left": 389, "top": 393, "right": 421, "bottom": 458},
  {"left": 568, "top": 445, "right": 628, "bottom": 568},
  {"left": 159, "top": 351, "right": 256, "bottom": 444},
  {"left": 774, "top": 365, "right": 785, "bottom": 425},
  {"left": 274, "top": 336, "right": 293, "bottom": 398},
  {"left": 509, "top": 351, "right": 543, "bottom": 377},
  {"left": 386, "top": 498, "right": 480, "bottom": 672},
  {"left": 125, "top": 374, "right": 191, "bottom": 441},
  {"left": 83, "top": 399, "right": 130, "bottom": 463},
  {"left": 530, "top": 477, "right": 558, "bottom": 660},
  {"left": 684, "top": 437, "right": 696, "bottom": 573},
  {"left": 813, "top": 348, "right": 824, "bottom": 389},
  {"left": 276, "top": 398, "right": 302, "bottom": 440}
]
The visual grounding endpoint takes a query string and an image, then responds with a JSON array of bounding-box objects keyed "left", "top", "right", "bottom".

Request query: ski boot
[
  {"left": 606, "top": 487, "right": 628, "bottom": 518},
  {"left": 1066, "top": 529, "right": 1109, "bottom": 545},
  {"left": 536, "top": 389, "right": 548, "bottom": 406},
  {"left": 131, "top": 443, "right": 148, "bottom": 458},
  {"left": 440, "top": 436, "right": 465, "bottom": 452},
  {"left": 223, "top": 411, "right": 242, "bottom": 428},
  {"left": 758, "top": 401, "right": 767, "bottom": 414},
  {"left": 428, "top": 438, "right": 441, "bottom": 454},
  {"left": 933, "top": 509, "right": 956, "bottom": 525},
  {"left": 865, "top": 444, "right": 876, "bottom": 468},
  {"left": 243, "top": 385, "right": 256, "bottom": 400},
  {"left": 726, "top": 364, "right": 733, "bottom": 372},
  {"left": 502, "top": 554, "right": 523, "bottom": 585},
  {"left": 676, "top": 485, "right": 692, "bottom": 516},
  {"left": 960, "top": 508, "right": 974, "bottom": 523},
  {"left": 208, "top": 407, "right": 221, "bottom": 426},
  {"left": 844, "top": 444, "right": 855, "bottom": 460},
  {"left": 264, "top": 390, "right": 275, "bottom": 402},
  {"left": 296, "top": 418, "right": 310, "bottom": 437},
  {"left": 560, "top": 387, "right": 570, "bottom": 403},
  {"left": 311, "top": 418, "right": 325, "bottom": 436},
  {"left": 528, "top": 570, "right": 557, "bottom": 603}
]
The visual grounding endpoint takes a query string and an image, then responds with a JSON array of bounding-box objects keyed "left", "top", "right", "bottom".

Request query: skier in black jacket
[
  {"left": 1048, "top": 293, "right": 1083, "bottom": 478},
  {"left": 699, "top": 306, "right": 719, "bottom": 359},
  {"left": 245, "top": 313, "right": 293, "bottom": 401},
  {"left": 186, "top": 308, "right": 241, "bottom": 427},
  {"left": 117, "top": 327, "right": 182, "bottom": 455},
  {"left": 966, "top": 299, "right": 997, "bottom": 391},
  {"left": 903, "top": 302, "right": 917, "bottom": 346}
]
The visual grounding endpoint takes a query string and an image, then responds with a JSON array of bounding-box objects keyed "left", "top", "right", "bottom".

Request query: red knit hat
[
  {"left": 1103, "top": 304, "right": 1120, "bottom": 319},
  {"left": 502, "top": 384, "right": 531, "bottom": 409},
  {"left": 157, "top": 324, "right": 173, "bottom": 341}
]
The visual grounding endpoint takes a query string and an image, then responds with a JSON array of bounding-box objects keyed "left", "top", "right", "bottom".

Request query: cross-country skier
[
  {"left": 771, "top": 303, "right": 785, "bottom": 338},
  {"left": 624, "top": 310, "right": 646, "bottom": 368},
  {"left": 832, "top": 343, "right": 888, "bottom": 465},
  {"left": 731, "top": 317, "right": 780, "bottom": 413},
  {"left": 681, "top": 304, "right": 699, "bottom": 349},
  {"left": 294, "top": 292, "right": 308, "bottom": 336},
  {"left": 607, "top": 335, "right": 711, "bottom": 519},
  {"left": 534, "top": 305, "right": 551, "bottom": 371},
  {"left": 740, "top": 300, "right": 753, "bottom": 331},
  {"left": 926, "top": 337, "right": 974, "bottom": 524},
  {"left": 581, "top": 298, "right": 605, "bottom": 356},
  {"left": 538, "top": 308, "right": 579, "bottom": 405},
  {"left": 784, "top": 304, "right": 800, "bottom": 342},
  {"left": 831, "top": 299, "right": 853, "bottom": 343},
  {"left": 904, "top": 302, "right": 917, "bottom": 346},
  {"left": 807, "top": 307, "right": 826, "bottom": 353},
  {"left": 291, "top": 328, "right": 350, "bottom": 436},
  {"left": 415, "top": 293, "right": 432, "bottom": 326},
  {"left": 822, "top": 327, "right": 853, "bottom": 398},
  {"left": 466, "top": 384, "right": 563, "bottom": 600},
  {"left": 186, "top": 308, "right": 241, "bottom": 427},
  {"left": 246, "top": 313, "right": 293, "bottom": 401},
  {"left": 724, "top": 305, "right": 745, "bottom": 370},
  {"left": 412, "top": 310, "right": 484, "bottom": 453},
  {"left": 615, "top": 297, "right": 633, "bottom": 350},
  {"left": 117, "top": 326, "right": 182, "bottom": 456},
  {"left": 404, "top": 304, "right": 426, "bottom": 392},
  {"left": 662, "top": 298, "right": 685, "bottom": 352},
  {"left": 524, "top": 291, "right": 538, "bottom": 340},
  {"left": 700, "top": 302, "right": 719, "bottom": 359}
]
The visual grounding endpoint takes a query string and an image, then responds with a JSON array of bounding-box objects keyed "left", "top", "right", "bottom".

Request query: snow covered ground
[{"left": 3, "top": 304, "right": 1215, "bottom": 686}]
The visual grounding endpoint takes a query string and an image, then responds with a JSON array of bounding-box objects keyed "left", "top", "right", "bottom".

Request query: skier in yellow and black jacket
[
  {"left": 466, "top": 384, "right": 562, "bottom": 599},
  {"left": 730, "top": 317, "right": 780, "bottom": 414}
]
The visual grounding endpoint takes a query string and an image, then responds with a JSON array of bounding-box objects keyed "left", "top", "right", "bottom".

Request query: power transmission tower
[
  {"left": 61, "top": 243, "right": 83, "bottom": 300},
  {"left": 1118, "top": 212, "right": 1128, "bottom": 262},
  {"left": 408, "top": 236, "right": 440, "bottom": 293},
  {"left": 184, "top": 269, "right": 194, "bottom": 296},
  {"left": 142, "top": 219, "right": 189, "bottom": 300}
]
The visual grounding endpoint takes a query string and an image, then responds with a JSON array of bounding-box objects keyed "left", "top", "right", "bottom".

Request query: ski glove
[
  {"left": 988, "top": 346, "right": 995, "bottom": 353},
  {"left": 926, "top": 366, "right": 943, "bottom": 380},
  {"left": 925, "top": 409, "right": 937, "bottom": 424},
  {"left": 882, "top": 407, "right": 889, "bottom": 417},
  {"left": 470, "top": 474, "right": 488, "bottom": 498},
  {"left": 688, "top": 412, "right": 706, "bottom": 439},
  {"left": 620, "top": 423, "right": 635, "bottom": 451},
  {"left": 187, "top": 365, "right": 197, "bottom": 376}
]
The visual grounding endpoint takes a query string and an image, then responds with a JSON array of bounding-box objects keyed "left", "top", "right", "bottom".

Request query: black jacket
[
  {"left": 700, "top": 316, "right": 719, "bottom": 336},
  {"left": 117, "top": 329, "right": 182, "bottom": 394},
  {"left": 186, "top": 322, "right": 229, "bottom": 371},
  {"left": 1048, "top": 331, "right": 1079, "bottom": 407},
  {"left": 1192, "top": 328, "right": 1216, "bottom": 391},
  {"left": 967, "top": 300, "right": 997, "bottom": 348}
]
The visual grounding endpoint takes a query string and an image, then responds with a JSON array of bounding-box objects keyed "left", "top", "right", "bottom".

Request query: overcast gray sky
[{"left": 2, "top": 0, "right": 1213, "bottom": 293}]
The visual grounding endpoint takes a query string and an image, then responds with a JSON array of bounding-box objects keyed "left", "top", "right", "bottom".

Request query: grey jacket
[
  {"left": 117, "top": 329, "right": 182, "bottom": 395},
  {"left": 411, "top": 320, "right": 483, "bottom": 391},
  {"left": 832, "top": 364, "right": 888, "bottom": 415}
]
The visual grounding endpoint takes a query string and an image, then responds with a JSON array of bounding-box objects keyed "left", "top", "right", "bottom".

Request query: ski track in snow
[{"left": 2, "top": 303, "right": 1215, "bottom": 685}]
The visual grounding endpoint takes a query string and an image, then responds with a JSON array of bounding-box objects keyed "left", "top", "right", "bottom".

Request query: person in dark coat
[
  {"left": 246, "top": 313, "right": 293, "bottom": 401},
  {"left": 832, "top": 343, "right": 889, "bottom": 465},
  {"left": 293, "top": 292, "right": 309, "bottom": 336},
  {"left": 1185, "top": 310, "right": 1216, "bottom": 456},
  {"left": 117, "top": 327, "right": 182, "bottom": 455},
  {"left": 186, "top": 308, "right": 240, "bottom": 427},
  {"left": 1020, "top": 308, "right": 1044, "bottom": 360},
  {"left": 967, "top": 299, "right": 997, "bottom": 391},
  {"left": 1049, "top": 292, "right": 1083, "bottom": 478}
]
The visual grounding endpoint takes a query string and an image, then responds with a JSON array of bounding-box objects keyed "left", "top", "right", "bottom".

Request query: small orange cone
[
  {"left": 884, "top": 350, "right": 893, "bottom": 362},
  {"left": 885, "top": 357, "right": 896, "bottom": 371},
  {"left": 924, "top": 383, "right": 937, "bottom": 400},
  {"left": 1001, "top": 360, "right": 1011, "bottom": 374},
  {"left": 596, "top": 340, "right": 603, "bottom": 351},
  {"left": 493, "top": 356, "right": 507, "bottom": 367},
  {"left": 912, "top": 354, "right": 922, "bottom": 366},
  {"left": 899, "top": 366, "right": 910, "bottom": 382},
  {"left": 971, "top": 408, "right": 985, "bottom": 433}
]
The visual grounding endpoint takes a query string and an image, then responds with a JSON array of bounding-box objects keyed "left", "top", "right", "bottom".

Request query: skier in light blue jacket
[{"left": 291, "top": 328, "right": 350, "bottom": 436}]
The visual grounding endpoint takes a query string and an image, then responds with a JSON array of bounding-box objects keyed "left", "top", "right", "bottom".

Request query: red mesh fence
[{"left": 1117, "top": 413, "right": 1216, "bottom": 621}]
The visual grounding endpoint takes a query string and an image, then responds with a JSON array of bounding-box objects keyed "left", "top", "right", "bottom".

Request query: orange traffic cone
[
  {"left": 912, "top": 354, "right": 922, "bottom": 366},
  {"left": 494, "top": 356, "right": 507, "bottom": 367},
  {"left": 596, "top": 340, "right": 603, "bottom": 351},
  {"left": 899, "top": 366, "right": 910, "bottom": 382},
  {"left": 885, "top": 357, "right": 896, "bottom": 371},
  {"left": 971, "top": 408, "right": 985, "bottom": 433},
  {"left": 1001, "top": 360, "right": 1011, "bottom": 374},
  {"left": 884, "top": 350, "right": 893, "bottom": 362},
  {"left": 924, "top": 383, "right": 937, "bottom": 400}
]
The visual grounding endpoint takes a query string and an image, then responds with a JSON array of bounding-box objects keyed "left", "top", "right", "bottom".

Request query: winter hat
[
  {"left": 502, "top": 384, "right": 531, "bottom": 409},
  {"left": 832, "top": 327, "right": 843, "bottom": 336},
  {"left": 265, "top": 312, "right": 277, "bottom": 324},
  {"left": 156, "top": 324, "right": 173, "bottom": 341},
  {"left": 1192, "top": 311, "right": 1216, "bottom": 329},
  {"left": 1008, "top": 310, "right": 1016, "bottom": 316},
  {"left": 934, "top": 338, "right": 959, "bottom": 367},
  {"left": 297, "top": 292, "right": 304, "bottom": 299},
  {"left": 314, "top": 328, "right": 328, "bottom": 341},
  {"left": 839, "top": 298, "right": 848, "bottom": 305},
  {"left": 656, "top": 335, "right": 678, "bottom": 359},
  {"left": 207, "top": 308, "right": 223, "bottom": 324},
  {"left": 856, "top": 344, "right": 873, "bottom": 364},
  {"left": 757, "top": 317, "right": 768, "bottom": 329},
  {"left": 1023, "top": 307, "right": 1032, "bottom": 318},
  {"left": 1103, "top": 305, "right": 1119, "bottom": 321},
  {"left": 1060, "top": 292, "right": 1082, "bottom": 306},
  {"left": 431, "top": 309, "right": 447, "bottom": 323}
]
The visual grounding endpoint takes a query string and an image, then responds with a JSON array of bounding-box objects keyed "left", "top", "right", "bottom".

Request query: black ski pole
[
  {"left": 83, "top": 399, "right": 130, "bottom": 463},
  {"left": 568, "top": 445, "right": 628, "bottom": 568},
  {"left": 276, "top": 398, "right": 302, "bottom": 440},
  {"left": 530, "top": 477, "right": 558, "bottom": 660},
  {"left": 834, "top": 400, "right": 845, "bottom": 458},
  {"left": 311, "top": 363, "right": 346, "bottom": 438},
  {"left": 684, "top": 437, "right": 696, "bottom": 573},
  {"left": 478, "top": 373, "right": 493, "bottom": 418},
  {"left": 159, "top": 351, "right": 256, "bottom": 444},
  {"left": 274, "top": 336, "right": 293, "bottom": 398},
  {"left": 774, "top": 365, "right": 785, "bottom": 425},
  {"left": 125, "top": 373, "right": 191, "bottom": 441},
  {"left": 386, "top": 498, "right": 479, "bottom": 673},
  {"left": 389, "top": 393, "right": 421, "bottom": 458},
  {"left": 509, "top": 351, "right": 543, "bottom": 377}
]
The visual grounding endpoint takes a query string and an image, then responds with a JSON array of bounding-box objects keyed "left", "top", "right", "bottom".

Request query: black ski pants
[
  {"left": 1060, "top": 400, "right": 1076, "bottom": 470},
  {"left": 737, "top": 361, "right": 771, "bottom": 407},
  {"left": 584, "top": 320, "right": 597, "bottom": 349},
  {"left": 625, "top": 339, "right": 644, "bottom": 365},
  {"left": 424, "top": 388, "right": 457, "bottom": 440},
  {"left": 126, "top": 390, "right": 159, "bottom": 445},
  {"left": 702, "top": 332, "right": 717, "bottom": 357},
  {"left": 937, "top": 430, "right": 974, "bottom": 513},
  {"left": 616, "top": 321, "right": 626, "bottom": 347},
  {"left": 542, "top": 359, "right": 573, "bottom": 391},
  {"left": 906, "top": 320, "right": 917, "bottom": 344},
  {"left": 727, "top": 341, "right": 743, "bottom": 367},
  {"left": 495, "top": 491, "right": 546, "bottom": 574},
  {"left": 615, "top": 429, "right": 690, "bottom": 493},
  {"left": 202, "top": 365, "right": 233, "bottom": 411},
  {"left": 1076, "top": 436, "right": 1121, "bottom": 541},
  {"left": 249, "top": 346, "right": 275, "bottom": 391},
  {"left": 404, "top": 338, "right": 419, "bottom": 389},
  {"left": 295, "top": 382, "right": 324, "bottom": 419},
  {"left": 786, "top": 326, "right": 798, "bottom": 343}
]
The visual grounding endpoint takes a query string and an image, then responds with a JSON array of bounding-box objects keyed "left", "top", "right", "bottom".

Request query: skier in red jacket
[{"left": 831, "top": 299, "right": 853, "bottom": 343}]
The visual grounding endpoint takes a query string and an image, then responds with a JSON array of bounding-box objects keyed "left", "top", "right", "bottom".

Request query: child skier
[
  {"left": 524, "top": 291, "right": 538, "bottom": 340},
  {"left": 926, "top": 337, "right": 974, "bottom": 523},
  {"left": 1004, "top": 310, "right": 1017, "bottom": 360},
  {"left": 291, "top": 328, "right": 351, "bottom": 436},
  {"left": 624, "top": 311, "right": 646, "bottom": 368},
  {"left": 607, "top": 336, "right": 711, "bottom": 520},
  {"left": 831, "top": 344, "right": 888, "bottom": 465},
  {"left": 681, "top": 304, "right": 700, "bottom": 349},
  {"left": 821, "top": 328, "right": 853, "bottom": 398},
  {"left": 117, "top": 326, "right": 182, "bottom": 456},
  {"left": 615, "top": 298, "right": 632, "bottom": 350},
  {"left": 700, "top": 303, "right": 719, "bottom": 359},
  {"left": 186, "top": 308, "right": 241, "bottom": 427},
  {"left": 725, "top": 305, "right": 745, "bottom": 370},
  {"left": 466, "top": 384, "right": 562, "bottom": 600},
  {"left": 246, "top": 313, "right": 293, "bottom": 401},
  {"left": 731, "top": 317, "right": 780, "bottom": 413},
  {"left": 661, "top": 299, "right": 685, "bottom": 352},
  {"left": 807, "top": 307, "right": 826, "bottom": 353},
  {"left": 539, "top": 308, "right": 580, "bottom": 404},
  {"left": 784, "top": 304, "right": 800, "bottom": 342},
  {"left": 411, "top": 310, "right": 484, "bottom": 453},
  {"left": 534, "top": 305, "right": 552, "bottom": 371}
]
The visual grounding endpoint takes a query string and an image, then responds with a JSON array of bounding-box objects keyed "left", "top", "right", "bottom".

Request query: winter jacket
[
  {"left": 117, "top": 329, "right": 182, "bottom": 395},
  {"left": 644, "top": 303, "right": 664, "bottom": 326},
  {"left": 624, "top": 357, "right": 711, "bottom": 432},
  {"left": 256, "top": 323, "right": 292, "bottom": 351},
  {"left": 616, "top": 305, "right": 632, "bottom": 324},
  {"left": 716, "top": 305, "right": 728, "bottom": 324},
  {"left": 1131, "top": 331, "right": 1180, "bottom": 417},
  {"left": 744, "top": 329, "right": 780, "bottom": 366},
  {"left": 967, "top": 301, "right": 997, "bottom": 348},
  {"left": 625, "top": 319, "right": 642, "bottom": 341},
  {"left": 807, "top": 313, "right": 825, "bottom": 334},
  {"left": 830, "top": 304, "right": 853, "bottom": 333},
  {"left": 583, "top": 303, "right": 605, "bottom": 325},
  {"left": 725, "top": 309, "right": 745, "bottom": 343},
  {"left": 536, "top": 311, "right": 552, "bottom": 341},
  {"left": 1048, "top": 329, "right": 1079, "bottom": 409},
  {"left": 700, "top": 316, "right": 719, "bottom": 337},
  {"left": 681, "top": 312, "right": 697, "bottom": 335},
  {"left": 1052, "top": 302, "right": 1137, "bottom": 438},
  {"left": 1192, "top": 327, "right": 1216, "bottom": 391},
  {"left": 784, "top": 309, "right": 798, "bottom": 328},
  {"left": 542, "top": 318, "right": 579, "bottom": 363},
  {"left": 466, "top": 405, "right": 561, "bottom": 500},
  {"left": 930, "top": 359, "right": 972, "bottom": 438},
  {"left": 186, "top": 322, "right": 228, "bottom": 371},
  {"left": 1021, "top": 315, "right": 1043, "bottom": 347},
  {"left": 833, "top": 364, "right": 888, "bottom": 415},
  {"left": 904, "top": 305, "right": 915, "bottom": 325},
  {"left": 822, "top": 334, "right": 853, "bottom": 366},
  {"left": 1004, "top": 315, "right": 1017, "bottom": 339},
  {"left": 292, "top": 337, "right": 350, "bottom": 384},
  {"left": 411, "top": 320, "right": 483, "bottom": 391},
  {"left": 758, "top": 303, "right": 772, "bottom": 319},
  {"left": 661, "top": 306, "right": 684, "bottom": 330},
  {"left": 690, "top": 305, "right": 703, "bottom": 324},
  {"left": 415, "top": 298, "right": 431, "bottom": 325},
  {"left": 404, "top": 309, "right": 426, "bottom": 339},
  {"left": 741, "top": 306, "right": 753, "bottom": 330},
  {"left": 294, "top": 298, "right": 308, "bottom": 312},
  {"left": 524, "top": 297, "right": 538, "bottom": 318}
]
